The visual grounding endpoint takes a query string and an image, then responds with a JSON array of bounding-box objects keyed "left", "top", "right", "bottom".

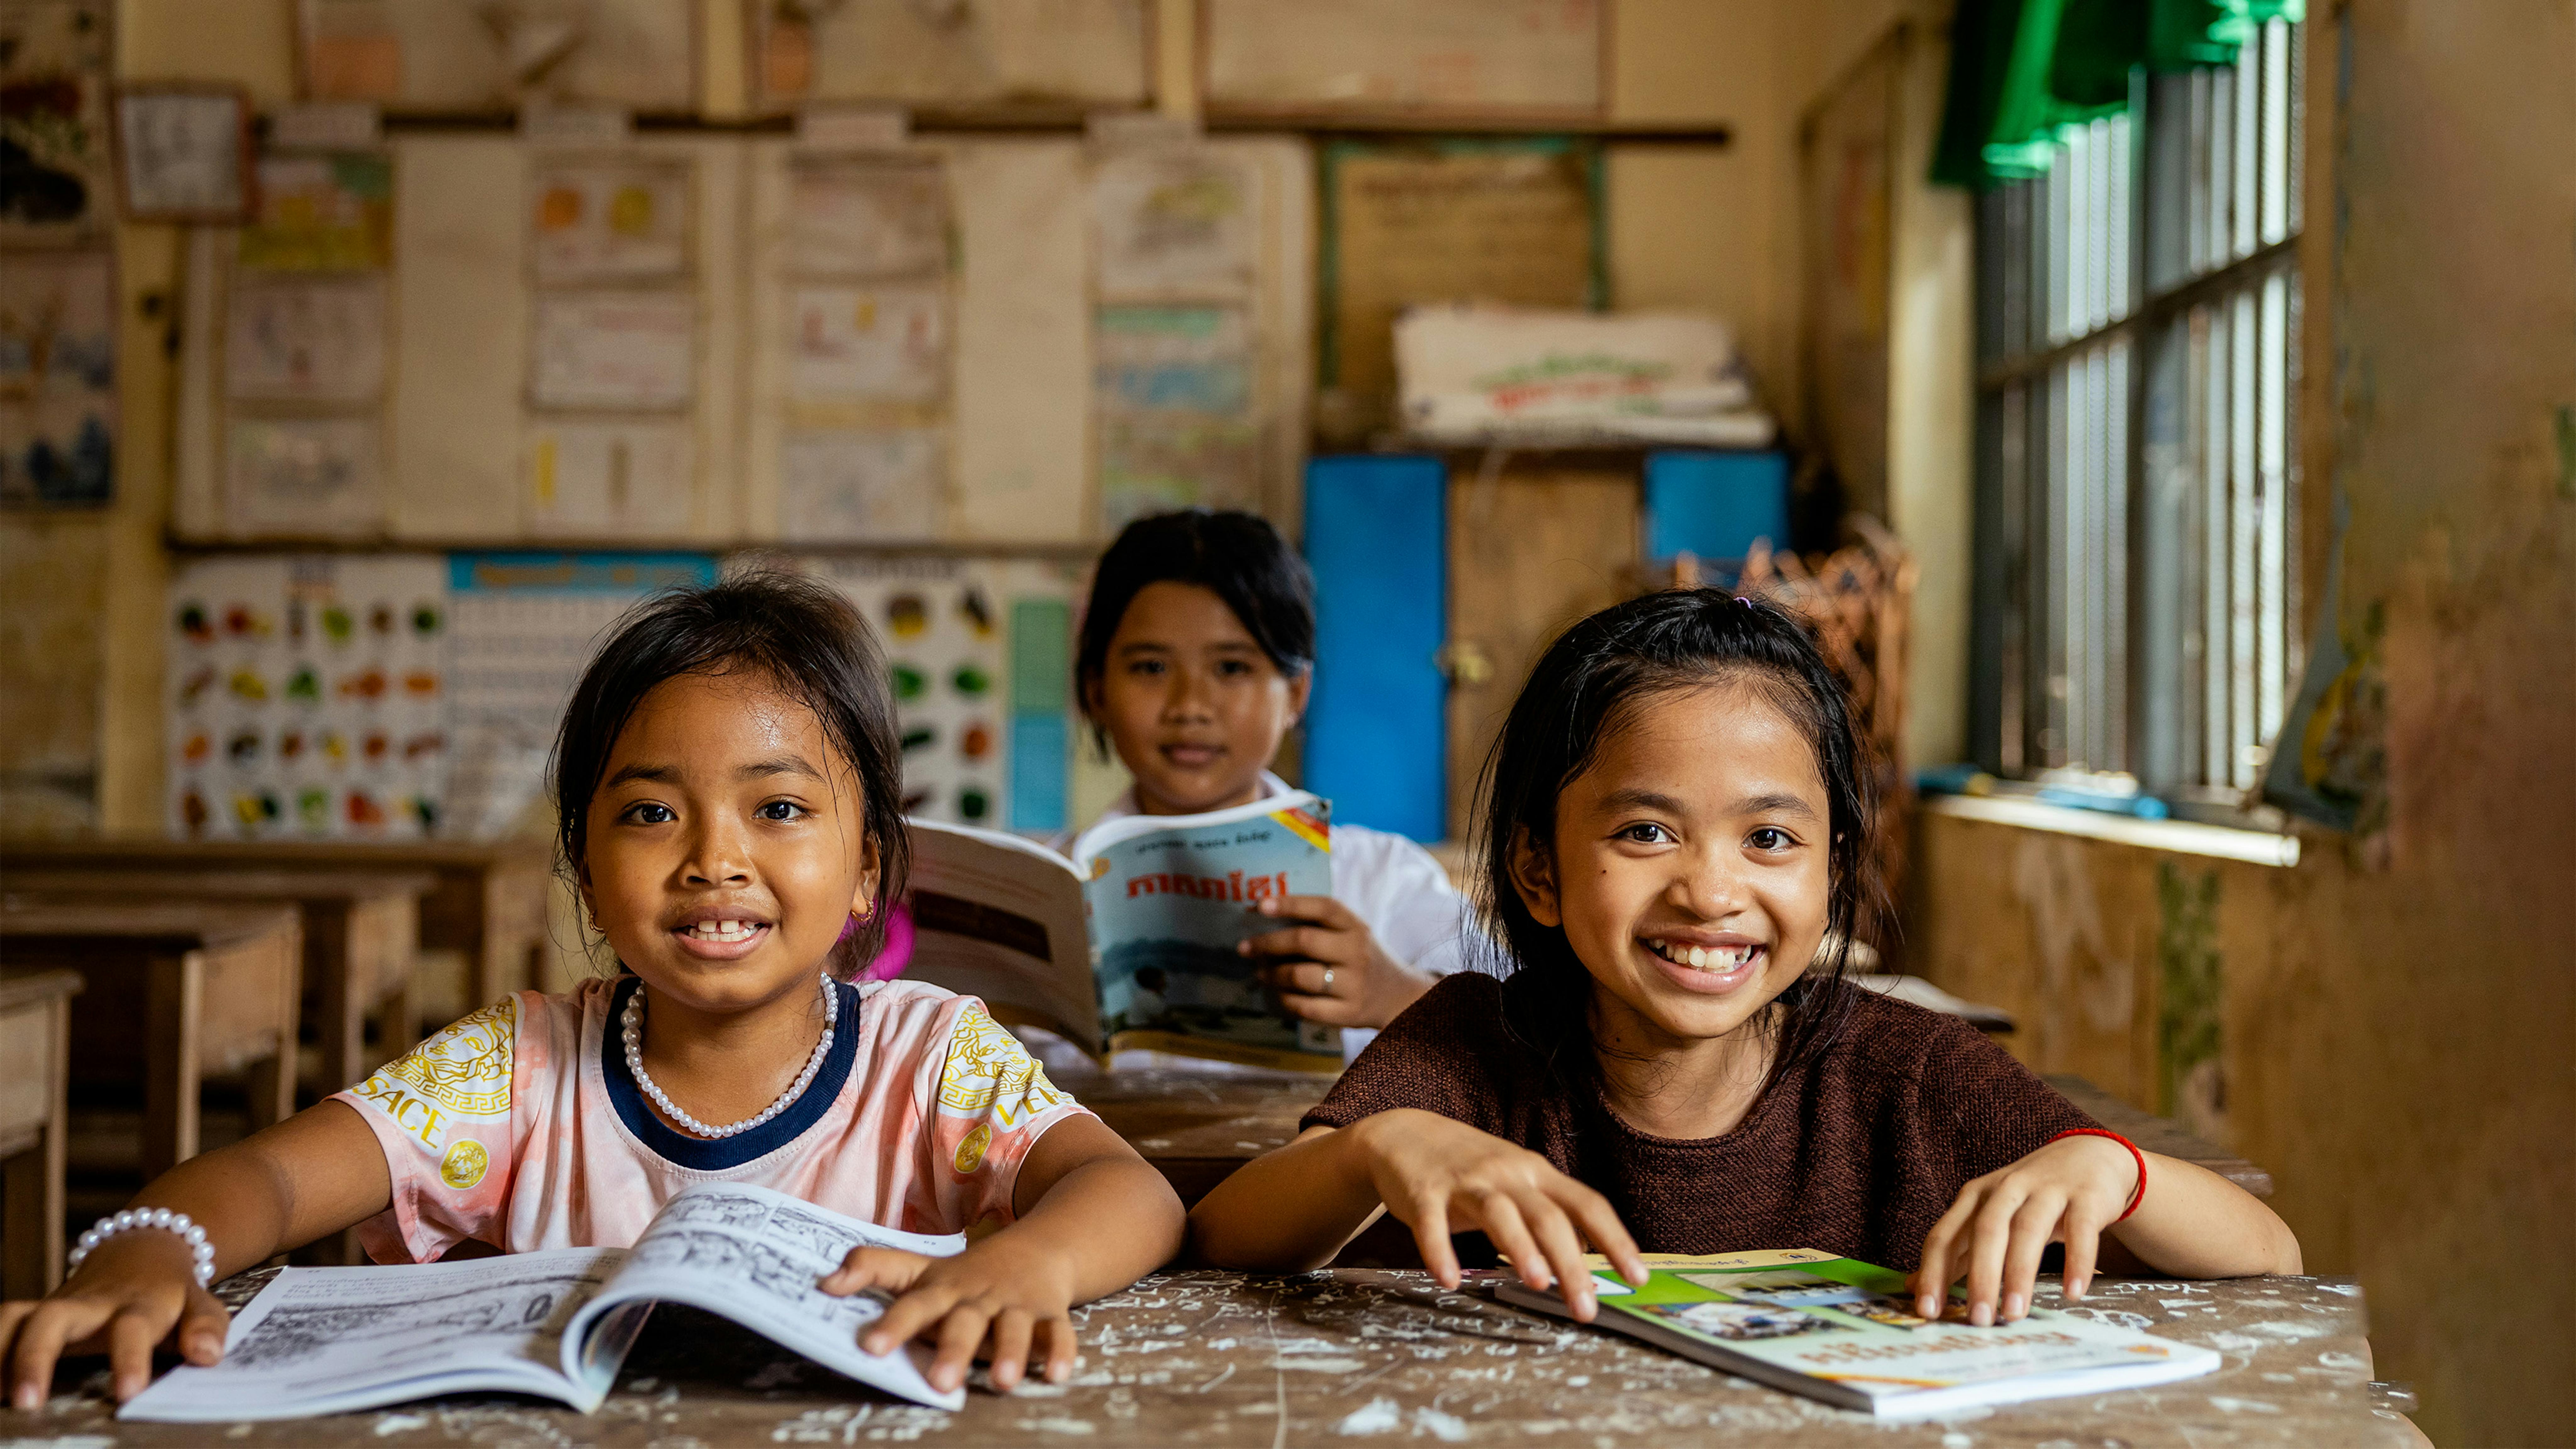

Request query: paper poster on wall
[
  {"left": 804, "top": 555, "right": 1007, "bottom": 826},
  {"left": 789, "top": 157, "right": 949, "bottom": 280},
  {"left": 524, "top": 418, "right": 693, "bottom": 535},
  {"left": 1203, "top": 0, "right": 1603, "bottom": 117},
  {"left": 1095, "top": 303, "right": 1259, "bottom": 530},
  {"left": 164, "top": 552, "right": 450, "bottom": 840},
  {"left": 444, "top": 550, "right": 717, "bottom": 839},
  {"left": 787, "top": 285, "right": 947, "bottom": 403},
  {"left": 114, "top": 86, "right": 252, "bottom": 221},
  {"left": 754, "top": 0, "right": 1148, "bottom": 111},
  {"left": 1091, "top": 150, "right": 1257, "bottom": 299},
  {"left": 0, "top": 248, "right": 116, "bottom": 506},
  {"left": 780, "top": 430, "right": 940, "bottom": 541},
  {"left": 299, "top": 0, "right": 698, "bottom": 114},
  {"left": 530, "top": 156, "right": 692, "bottom": 284},
  {"left": 0, "top": 0, "right": 114, "bottom": 242},
  {"left": 529, "top": 289, "right": 695, "bottom": 409},
  {"left": 225, "top": 415, "right": 385, "bottom": 536},
  {"left": 223, "top": 275, "right": 388, "bottom": 403},
  {"left": 238, "top": 153, "right": 396, "bottom": 272}
]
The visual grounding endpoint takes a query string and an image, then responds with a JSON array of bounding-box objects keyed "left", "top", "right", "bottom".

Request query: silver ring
[{"left": 1321, "top": 966, "right": 1335, "bottom": 993}]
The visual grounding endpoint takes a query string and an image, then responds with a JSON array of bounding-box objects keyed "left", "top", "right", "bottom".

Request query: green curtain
[{"left": 1933, "top": 0, "right": 2304, "bottom": 188}]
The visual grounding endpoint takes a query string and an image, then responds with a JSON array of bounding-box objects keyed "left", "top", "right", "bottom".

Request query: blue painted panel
[
  {"left": 1643, "top": 451, "right": 1791, "bottom": 563},
  {"left": 1303, "top": 455, "right": 1448, "bottom": 843}
]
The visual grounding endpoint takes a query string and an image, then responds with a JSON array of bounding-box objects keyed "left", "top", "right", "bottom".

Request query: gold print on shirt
[
  {"left": 953, "top": 1123, "right": 992, "bottom": 1174},
  {"left": 936, "top": 1001, "right": 1071, "bottom": 1130},
  {"left": 351, "top": 997, "right": 517, "bottom": 1153},
  {"left": 441, "top": 1138, "right": 490, "bottom": 1190}
]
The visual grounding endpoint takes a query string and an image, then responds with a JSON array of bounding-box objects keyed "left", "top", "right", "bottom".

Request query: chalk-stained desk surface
[{"left": 9, "top": 1268, "right": 2417, "bottom": 1446}]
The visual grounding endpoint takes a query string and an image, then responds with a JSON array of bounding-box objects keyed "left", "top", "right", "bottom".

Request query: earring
[{"left": 851, "top": 901, "right": 873, "bottom": 920}]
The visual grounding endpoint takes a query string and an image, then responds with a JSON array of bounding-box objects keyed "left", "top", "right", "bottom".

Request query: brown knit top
[{"left": 1303, "top": 973, "right": 2098, "bottom": 1270}]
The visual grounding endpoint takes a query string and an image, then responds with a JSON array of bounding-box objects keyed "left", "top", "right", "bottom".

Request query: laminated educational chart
[
  {"left": 165, "top": 554, "right": 450, "bottom": 840},
  {"left": 799, "top": 554, "right": 1080, "bottom": 835},
  {"left": 442, "top": 552, "right": 719, "bottom": 840},
  {"left": 164, "top": 551, "right": 716, "bottom": 842}
]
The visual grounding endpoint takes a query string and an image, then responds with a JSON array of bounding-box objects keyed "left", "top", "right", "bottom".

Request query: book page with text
[
  {"left": 122, "top": 1249, "right": 625, "bottom": 1423},
  {"left": 575, "top": 1181, "right": 968, "bottom": 1411}
]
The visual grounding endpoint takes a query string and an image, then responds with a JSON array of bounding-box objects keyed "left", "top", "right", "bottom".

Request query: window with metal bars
[{"left": 1969, "top": 18, "right": 2303, "bottom": 807}]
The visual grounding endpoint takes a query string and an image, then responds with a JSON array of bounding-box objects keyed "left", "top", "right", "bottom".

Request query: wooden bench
[
  {"left": 0, "top": 902, "right": 302, "bottom": 1180},
  {"left": 0, "top": 969, "right": 82, "bottom": 1297},
  {"left": 0, "top": 840, "right": 552, "bottom": 1017},
  {"left": 3, "top": 868, "right": 437, "bottom": 1100}
]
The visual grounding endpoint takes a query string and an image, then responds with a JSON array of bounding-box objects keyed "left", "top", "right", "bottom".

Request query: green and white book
[{"left": 1492, "top": 1249, "right": 2220, "bottom": 1418}]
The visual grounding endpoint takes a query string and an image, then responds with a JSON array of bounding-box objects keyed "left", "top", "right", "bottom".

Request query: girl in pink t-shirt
[{"left": 3, "top": 571, "right": 1184, "bottom": 1409}]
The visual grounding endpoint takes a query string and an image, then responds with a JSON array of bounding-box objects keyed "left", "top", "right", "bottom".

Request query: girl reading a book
[
  {"left": 1189, "top": 589, "right": 2299, "bottom": 1325},
  {"left": 3, "top": 571, "right": 1183, "bottom": 1408},
  {"left": 1066, "top": 509, "right": 1481, "bottom": 1059}
]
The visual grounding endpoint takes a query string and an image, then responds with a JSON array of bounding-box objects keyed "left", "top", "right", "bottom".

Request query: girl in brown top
[{"left": 1191, "top": 590, "right": 2299, "bottom": 1328}]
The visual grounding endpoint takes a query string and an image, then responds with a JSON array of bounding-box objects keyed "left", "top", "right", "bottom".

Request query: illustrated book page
[
  {"left": 123, "top": 1183, "right": 966, "bottom": 1422},
  {"left": 1492, "top": 1250, "right": 2222, "bottom": 1419}
]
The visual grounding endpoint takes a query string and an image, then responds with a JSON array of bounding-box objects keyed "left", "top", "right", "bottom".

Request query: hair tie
[{"left": 1734, "top": 596, "right": 1752, "bottom": 607}]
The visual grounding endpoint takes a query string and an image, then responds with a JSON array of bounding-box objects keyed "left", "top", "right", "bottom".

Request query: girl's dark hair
[
  {"left": 551, "top": 567, "right": 911, "bottom": 974},
  {"left": 1473, "top": 588, "right": 1882, "bottom": 1092},
  {"left": 1074, "top": 509, "right": 1314, "bottom": 745}
]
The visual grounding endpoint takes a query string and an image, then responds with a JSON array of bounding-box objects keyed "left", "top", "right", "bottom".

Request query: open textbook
[
  {"left": 902, "top": 792, "right": 1341, "bottom": 1070},
  {"left": 121, "top": 1183, "right": 968, "bottom": 1421},
  {"left": 1492, "top": 1249, "right": 2220, "bottom": 1419}
]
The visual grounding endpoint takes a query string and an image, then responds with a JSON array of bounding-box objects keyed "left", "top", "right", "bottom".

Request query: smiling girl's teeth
[
  {"left": 685, "top": 920, "right": 760, "bottom": 941},
  {"left": 1652, "top": 940, "right": 1756, "bottom": 971}
]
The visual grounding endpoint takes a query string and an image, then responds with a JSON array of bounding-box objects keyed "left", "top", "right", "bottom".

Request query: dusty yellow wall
[{"left": 1911, "top": 3, "right": 2576, "bottom": 1442}]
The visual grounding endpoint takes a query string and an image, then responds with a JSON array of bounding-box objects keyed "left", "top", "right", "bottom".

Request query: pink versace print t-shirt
[{"left": 329, "top": 975, "right": 1091, "bottom": 1263}]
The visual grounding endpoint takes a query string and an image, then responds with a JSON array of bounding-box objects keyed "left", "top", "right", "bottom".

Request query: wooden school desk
[
  {"left": 0, "top": 901, "right": 302, "bottom": 1180},
  {"left": 7, "top": 1266, "right": 2419, "bottom": 1447},
  {"left": 4, "top": 868, "right": 437, "bottom": 1102},
  {"left": 0, "top": 839, "right": 552, "bottom": 1015},
  {"left": 0, "top": 969, "right": 82, "bottom": 1297}
]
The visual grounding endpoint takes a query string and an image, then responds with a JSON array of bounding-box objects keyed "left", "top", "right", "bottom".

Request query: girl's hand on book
[
  {"left": 1349, "top": 1109, "right": 1647, "bottom": 1320},
  {"left": 1242, "top": 894, "right": 1436, "bottom": 1029},
  {"left": 1909, "top": 1133, "right": 2142, "bottom": 1326},
  {"left": 2, "top": 1234, "right": 230, "bottom": 1407},
  {"left": 824, "top": 1238, "right": 1079, "bottom": 1394}
]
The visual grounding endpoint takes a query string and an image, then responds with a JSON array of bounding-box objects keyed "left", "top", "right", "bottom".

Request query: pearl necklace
[{"left": 622, "top": 975, "right": 837, "bottom": 1139}]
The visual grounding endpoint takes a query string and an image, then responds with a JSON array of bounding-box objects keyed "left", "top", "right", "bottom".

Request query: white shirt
[{"left": 1053, "top": 771, "right": 1492, "bottom": 1061}]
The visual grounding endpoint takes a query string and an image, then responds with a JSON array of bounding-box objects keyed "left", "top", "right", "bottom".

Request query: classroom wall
[
  {"left": 1909, "top": 3, "right": 2576, "bottom": 1441},
  {"left": 38, "top": 0, "right": 1838, "bottom": 836}
]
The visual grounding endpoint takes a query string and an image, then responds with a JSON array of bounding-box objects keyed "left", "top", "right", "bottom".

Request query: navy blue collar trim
[{"left": 602, "top": 974, "right": 860, "bottom": 1172}]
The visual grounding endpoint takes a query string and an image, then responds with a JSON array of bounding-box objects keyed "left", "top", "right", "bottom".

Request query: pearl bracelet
[{"left": 67, "top": 1207, "right": 217, "bottom": 1288}]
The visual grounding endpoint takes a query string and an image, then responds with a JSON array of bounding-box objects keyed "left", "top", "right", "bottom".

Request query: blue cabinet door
[{"left": 1303, "top": 455, "right": 1447, "bottom": 843}]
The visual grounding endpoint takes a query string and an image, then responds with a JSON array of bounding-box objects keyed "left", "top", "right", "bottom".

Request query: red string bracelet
[{"left": 2050, "top": 1127, "right": 2147, "bottom": 1222}]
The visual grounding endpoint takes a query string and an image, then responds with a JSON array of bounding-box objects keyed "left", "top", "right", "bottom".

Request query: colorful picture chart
[
  {"left": 444, "top": 551, "right": 718, "bottom": 840},
  {"left": 0, "top": 0, "right": 114, "bottom": 244},
  {"left": 807, "top": 556, "right": 1006, "bottom": 826},
  {"left": 165, "top": 553, "right": 450, "bottom": 840}
]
